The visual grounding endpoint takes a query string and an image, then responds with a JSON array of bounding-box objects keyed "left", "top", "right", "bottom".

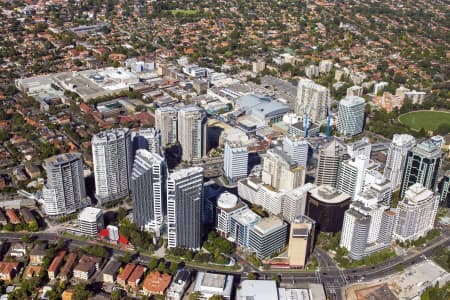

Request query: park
[{"left": 398, "top": 110, "right": 450, "bottom": 132}]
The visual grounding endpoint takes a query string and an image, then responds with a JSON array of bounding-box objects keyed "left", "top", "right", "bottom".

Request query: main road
[{"left": 1, "top": 231, "right": 450, "bottom": 300}]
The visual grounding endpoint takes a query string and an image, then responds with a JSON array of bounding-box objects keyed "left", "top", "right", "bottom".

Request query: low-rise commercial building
[{"left": 193, "top": 272, "right": 233, "bottom": 300}]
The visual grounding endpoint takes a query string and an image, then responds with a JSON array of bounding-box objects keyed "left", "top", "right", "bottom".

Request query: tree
[
  {"left": 210, "top": 295, "right": 225, "bottom": 300},
  {"left": 21, "top": 234, "right": 32, "bottom": 243},
  {"left": 148, "top": 257, "right": 158, "bottom": 271},
  {"left": 111, "top": 290, "right": 121, "bottom": 300},
  {"left": 73, "top": 283, "right": 92, "bottom": 300},
  {"left": 28, "top": 221, "right": 39, "bottom": 232},
  {"left": 189, "top": 292, "right": 201, "bottom": 300},
  {"left": 247, "top": 273, "right": 258, "bottom": 280}
]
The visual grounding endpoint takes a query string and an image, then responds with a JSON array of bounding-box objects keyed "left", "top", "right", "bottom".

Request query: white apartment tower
[
  {"left": 393, "top": 183, "right": 439, "bottom": 242},
  {"left": 336, "top": 155, "right": 371, "bottom": 199},
  {"left": 178, "top": 106, "right": 207, "bottom": 162},
  {"left": 224, "top": 143, "right": 248, "bottom": 183},
  {"left": 337, "top": 96, "right": 365, "bottom": 136},
  {"left": 295, "top": 79, "right": 330, "bottom": 124},
  {"left": 282, "top": 136, "right": 308, "bottom": 167},
  {"left": 130, "top": 149, "right": 167, "bottom": 232},
  {"left": 384, "top": 134, "right": 416, "bottom": 189},
  {"left": 92, "top": 128, "right": 132, "bottom": 204},
  {"left": 282, "top": 183, "right": 317, "bottom": 223},
  {"left": 42, "top": 153, "right": 87, "bottom": 217},
  {"left": 167, "top": 167, "right": 204, "bottom": 250},
  {"left": 155, "top": 107, "right": 178, "bottom": 147},
  {"left": 340, "top": 191, "right": 390, "bottom": 260}
]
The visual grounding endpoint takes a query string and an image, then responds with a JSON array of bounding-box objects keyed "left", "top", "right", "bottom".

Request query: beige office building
[
  {"left": 287, "top": 215, "right": 316, "bottom": 268},
  {"left": 262, "top": 148, "right": 305, "bottom": 192}
]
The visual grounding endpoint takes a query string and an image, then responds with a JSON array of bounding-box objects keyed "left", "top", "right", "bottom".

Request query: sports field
[{"left": 398, "top": 111, "right": 450, "bottom": 131}]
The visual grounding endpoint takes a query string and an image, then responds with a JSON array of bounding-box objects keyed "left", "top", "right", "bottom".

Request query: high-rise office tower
[
  {"left": 133, "top": 128, "right": 162, "bottom": 155},
  {"left": 336, "top": 155, "right": 372, "bottom": 199},
  {"left": 155, "top": 107, "right": 178, "bottom": 148},
  {"left": 261, "top": 148, "right": 305, "bottom": 192},
  {"left": 177, "top": 106, "right": 207, "bottom": 162},
  {"left": 384, "top": 134, "right": 416, "bottom": 189},
  {"left": 42, "top": 153, "right": 87, "bottom": 217},
  {"left": 130, "top": 149, "right": 167, "bottom": 232},
  {"left": 287, "top": 215, "right": 316, "bottom": 268},
  {"left": 393, "top": 183, "right": 439, "bottom": 242},
  {"left": 92, "top": 128, "right": 132, "bottom": 204},
  {"left": 167, "top": 167, "right": 204, "bottom": 250},
  {"left": 305, "top": 185, "right": 351, "bottom": 233},
  {"left": 224, "top": 142, "right": 248, "bottom": 183},
  {"left": 400, "top": 140, "right": 442, "bottom": 198},
  {"left": 315, "top": 139, "right": 348, "bottom": 187},
  {"left": 282, "top": 136, "right": 308, "bottom": 167},
  {"left": 337, "top": 96, "right": 365, "bottom": 136},
  {"left": 295, "top": 79, "right": 330, "bottom": 124}
]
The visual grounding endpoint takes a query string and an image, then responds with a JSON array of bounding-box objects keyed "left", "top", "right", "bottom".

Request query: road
[{"left": 1, "top": 232, "right": 450, "bottom": 299}]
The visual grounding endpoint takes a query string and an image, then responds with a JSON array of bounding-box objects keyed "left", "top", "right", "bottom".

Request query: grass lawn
[
  {"left": 398, "top": 111, "right": 450, "bottom": 131},
  {"left": 167, "top": 9, "right": 197, "bottom": 15}
]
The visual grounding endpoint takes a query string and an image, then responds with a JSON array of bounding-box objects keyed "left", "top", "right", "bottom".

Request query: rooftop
[
  {"left": 309, "top": 185, "right": 351, "bottom": 204},
  {"left": 78, "top": 207, "right": 103, "bottom": 223},
  {"left": 143, "top": 271, "right": 172, "bottom": 294},
  {"left": 252, "top": 216, "right": 286, "bottom": 235},
  {"left": 169, "top": 167, "right": 203, "bottom": 181},
  {"left": 339, "top": 95, "right": 365, "bottom": 107},
  {"left": 231, "top": 207, "right": 261, "bottom": 226},
  {"left": 45, "top": 153, "right": 82, "bottom": 167},
  {"left": 236, "top": 280, "right": 279, "bottom": 300}
]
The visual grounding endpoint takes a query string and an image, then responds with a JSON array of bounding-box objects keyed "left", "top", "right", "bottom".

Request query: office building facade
[
  {"left": 384, "top": 134, "right": 416, "bottom": 189},
  {"left": 400, "top": 140, "right": 442, "bottom": 198},
  {"left": 287, "top": 215, "right": 316, "bottom": 268},
  {"left": 282, "top": 136, "right": 308, "bottom": 167},
  {"left": 130, "top": 149, "right": 167, "bottom": 232},
  {"left": 315, "top": 139, "right": 348, "bottom": 187},
  {"left": 43, "top": 153, "right": 87, "bottom": 217},
  {"left": 305, "top": 185, "right": 351, "bottom": 233},
  {"left": 282, "top": 183, "right": 317, "bottom": 223},
  {"left": 92, "top": 128, "right": 132, "bottom": 204},
  {"left": 439, "top": 171, "right": 450, "bottom": 207},
  {"left": 224, "top": 143, "right": 248, "bottom": 183},
  {"left": 167, "top": 167, "right": 204, "bottom": 250},
  {"left": 78, "top": 207, "right": 104, "bottom": 237},
  {"left": 248, "top": 216, "right": 288, "bottom": 259},
  {"left": 262, "top": 148, "right": 305, "bottom": 192},
  {"left": 337, "top": 96, "right": 365, "bottom": 136},
  {"left": 216, "top": 192, "right": 247, "bottom": 238}
]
